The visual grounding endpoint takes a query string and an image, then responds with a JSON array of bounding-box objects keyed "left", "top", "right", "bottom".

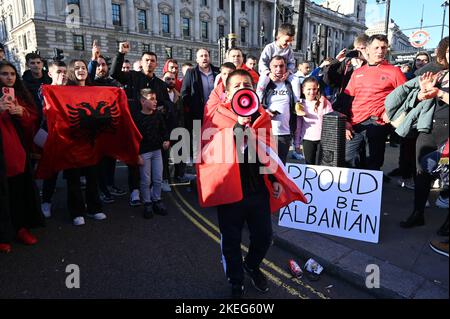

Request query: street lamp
[
  {"left": 376, "top": 0, "right": 391, "bottom": 37},
  {"left": 441, "top": 1, "right": 449, "bottom": 39}
]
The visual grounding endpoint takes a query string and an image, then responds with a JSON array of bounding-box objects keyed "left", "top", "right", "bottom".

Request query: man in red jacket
[{"left": 197, "top": 69, "right": 305, "bottom": 298}]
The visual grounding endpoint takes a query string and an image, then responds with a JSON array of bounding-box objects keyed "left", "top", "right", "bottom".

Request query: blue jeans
[
  {"left": 139, "top": 150, "right": 163, "bottom": 203},
  {"left": 345, "top": 119, "right": 390, "bottom": 170}
]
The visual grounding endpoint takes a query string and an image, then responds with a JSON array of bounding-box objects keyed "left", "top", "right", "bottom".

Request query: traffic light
[{"left": 53, "top": 48, "right": 64, "bottom": 61}]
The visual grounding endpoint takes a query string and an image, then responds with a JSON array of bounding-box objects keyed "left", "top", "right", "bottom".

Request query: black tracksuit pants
[{"left": 217, "top": 189, "right": 272, "bottom": 285}]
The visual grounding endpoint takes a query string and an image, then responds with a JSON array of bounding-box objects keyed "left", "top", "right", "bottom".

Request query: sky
[{"left": 312, "top": 0, "right": 449, "bottom": 49}]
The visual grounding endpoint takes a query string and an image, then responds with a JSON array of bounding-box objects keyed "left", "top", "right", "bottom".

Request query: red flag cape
[
  {"left": 36, "top": 85, "right": 142, "bottom": 179},
  {"left": 196, "top": 102, "right": 306, "bottom": 213}
]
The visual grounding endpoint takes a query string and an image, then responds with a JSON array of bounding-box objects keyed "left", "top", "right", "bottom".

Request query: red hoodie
[{"left": 162, "top": 60, "right": 182, "bottom": 92}]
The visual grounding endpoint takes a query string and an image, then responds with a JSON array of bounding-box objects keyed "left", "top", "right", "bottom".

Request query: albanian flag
[{"left": 36, "top": 85, "right": 142, "bottom": 179}]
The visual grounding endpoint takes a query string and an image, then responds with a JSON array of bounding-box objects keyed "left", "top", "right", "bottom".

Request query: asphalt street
[{"left": 0, "top": 165, "right": 374, "bottom": 299}]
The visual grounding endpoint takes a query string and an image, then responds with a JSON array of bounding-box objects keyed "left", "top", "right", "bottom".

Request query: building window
[
  {"left": 185, "top": 48, "right": 193, "bottom": 61},
  {"left": 112, "top": 4, "right": 121, "bottom": 26},
  {"left": 201, "top": 21, "right": 208, "bottom": 40},
  {"left": 138, "top": 9, "right": 147, "bottom": 30},
  {"left": 241, "top": 26, "right": 246, "bottom": 44},
  {"left": 219, "top": 24, "right": 225, "bottom": 38},
  {"left": 21, "top": 0, "right": 27, "bottom": 15},
  {"left": 9, "top": 15, "right": 13, "bottom": 30},
  {"left": 219, "top": 0, "right": 224, "bottom": 10},
  {"left": 241, "top": 1, "right": 246, "bottom": 12},
  {"left": 161, "top": 13, "right": 170, "bottom": 33},
  {"left": 73, "top": 34, "right": 84, "bottom": 51},
  {"left": 165, "top": 47, "right": 172, "bottom": 59},
  {"left": 342, "top": 33, "right": 345, "bottom": 41},
  {"left": 201, "top": 0, "right": 207, "bottom": 6},
  {"left": 142, "top": 43, "right": 150, "bottom": 52},
  {"left": 182, "top": 17, "right": 190, "bottom": 37}
]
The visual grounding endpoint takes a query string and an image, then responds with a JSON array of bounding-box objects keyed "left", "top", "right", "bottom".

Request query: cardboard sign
[{"left": 279, "top": 164, "right": 383, "bottom": 243}]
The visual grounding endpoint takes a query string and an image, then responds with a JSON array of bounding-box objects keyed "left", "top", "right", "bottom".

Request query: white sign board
[{"left": 279, "top": 164, "right": 383, "bottom": 243}]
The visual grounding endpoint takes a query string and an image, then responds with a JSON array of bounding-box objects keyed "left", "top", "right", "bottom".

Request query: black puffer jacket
[{"left": 111, "top": 52, "right": 175, "bottom": 130}]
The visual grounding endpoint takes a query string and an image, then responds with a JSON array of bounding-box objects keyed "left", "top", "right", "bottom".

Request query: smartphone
[
  {"left": 1, "top": 87, "right": 15, "bottom": 103},
  {"left": 345, "top": 50, "right": 361, "bottom": 59},
  {"left": 271, "top": 110, "right": 281, "bottom": 116}
]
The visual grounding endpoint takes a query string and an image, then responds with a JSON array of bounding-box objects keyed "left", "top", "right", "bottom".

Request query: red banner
[{"left": 36, "top": 85, "right": 142, "bottom": 178}]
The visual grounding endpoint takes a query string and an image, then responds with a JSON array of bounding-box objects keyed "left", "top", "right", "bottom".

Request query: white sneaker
[
  {"left": 398, "top": 178, "right": 415, "bottom": 190},
  {"left": 432, "top": 179, "right": 441, "bottom": 189},
  {"left": 161, "top": 180, "right": 172, "bottom": 192},
  {"left": 41, "top": 202, "right": 52, "bottom": 218},
  {"left": 436, "top": 196, "right": 449, "bottom": 209},
  {"left": 129, "top": 189, "right": 141, "bottom": 206},
  {"left": 73, "top": 216, "right": 85, "bottom": 226},
  {"left": 87, "top": 212, "right": 107, "bottom": 220}
]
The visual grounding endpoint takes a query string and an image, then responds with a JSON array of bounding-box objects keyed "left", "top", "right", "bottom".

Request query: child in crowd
[
  {"left": 258, "top": 23, "right": 296, "bottom": 77},
  {"left": 135, "top": 89, "right": 170, "bottom": 219},
  {"left": 294, "top": 77, "right": 333, "bottom": 165}
]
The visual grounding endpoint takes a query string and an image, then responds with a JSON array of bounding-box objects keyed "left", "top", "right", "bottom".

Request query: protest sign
[{"left": 279, "top": 164, "right": 383, "bottom": 243}]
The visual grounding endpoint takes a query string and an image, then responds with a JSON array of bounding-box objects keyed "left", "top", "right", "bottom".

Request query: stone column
[
  {"left": 127, "top": 0, "right": 136, "bottom": 33},
  {"left": 94, "top": 1, "right": 106, "bottom": 27},
  {"left": 33, "top": 0, "right": 45, "bottom": 19},
  {"left": 211, "top": 0, "right": 217, "bottom": 42},
  {"left": 252, "top": 1, "right": 258, "bottom": 46},
  {"left": 152, "top": 0, "right": 160, "bottom": 36},
  {"left": 234, "top": 0, "right": 239, "bottom": 38},
  {"left": 45, "top": 0, "right": 57, "bottom": 20},
  {"left": 80, "top": 0, "right": 91, "bottom": 24},
  {"left": 174, "top": 0, "right": 181, "bottom": 39},
  {"left": 194, "top": 0, "right": 200, "bottom": 41},
  {"left": 105, "top": 0, "right": 113, "bottom": 28}
]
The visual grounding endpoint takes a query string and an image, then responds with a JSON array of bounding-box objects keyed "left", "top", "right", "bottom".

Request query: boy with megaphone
[{"left": 196, "top": 69, "right": 306, "bottom": 298}]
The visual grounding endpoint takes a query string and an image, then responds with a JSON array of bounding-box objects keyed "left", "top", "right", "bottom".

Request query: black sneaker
[
  {"left": 243, "top": 262, "right": 269, "bottom": 293},
  {"left": 108, "top": 186, "right": 127, "bottom": 197},
  {"left": 388, "top": 167, "right": 401, "bottom": 177},
  {"left": 143, "top": 203, "right": 154, "bottom": 219},
  {"left": 153, "top": 200, "right": 167, "bottom": 216},
  {"left": 100, "top": 193, "right": 115, "bottom": 204},
  {"left": 231, "top": 284, "right": 245, "bottom": 299}
]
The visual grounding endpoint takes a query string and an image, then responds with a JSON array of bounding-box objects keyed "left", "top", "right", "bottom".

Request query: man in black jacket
[
  {"left": 181, "top": 48, "right": 219, "bottom": 123},
  {"left": 111, "top": 42, "right": 175, "bottom": 203},
  {"left": 22, "top": 52, "right": 52, "bottom": 120},
  {"left": 323, "top": 34, "right": 368, "bottom": 118},
  {"left": 181, "top": 48, "right": 219, "bottom": 163}
]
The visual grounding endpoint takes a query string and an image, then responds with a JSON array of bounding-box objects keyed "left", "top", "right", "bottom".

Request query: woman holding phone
[{"left": 0, "top": 60, "right": 43, "bottom": 253}]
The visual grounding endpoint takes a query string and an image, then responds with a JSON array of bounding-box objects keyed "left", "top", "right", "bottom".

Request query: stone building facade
[
  {"left": 1, "top": 0, "right": 367, "bottom": 73},
  {"left": 365, "top": 19, "right": 414, "bottom": 53}
]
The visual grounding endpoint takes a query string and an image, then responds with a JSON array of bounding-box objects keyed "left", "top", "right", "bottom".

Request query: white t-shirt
[{"left": 268, "top": 81, "right": 291, "bottom": 136}]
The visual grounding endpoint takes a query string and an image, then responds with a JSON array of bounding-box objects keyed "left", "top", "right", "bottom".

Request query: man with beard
[
  {"left": 181, "top": 48, "right": 219, "bottom": 163},
  {"left": 111, "top": 41, "right": 175, "bottom": 201},
  {"left": 163, "top": 71, "right": 193, "bottom": 184},
  {"left": 88, "top": 42, "right": 127, "bottom": 203}
]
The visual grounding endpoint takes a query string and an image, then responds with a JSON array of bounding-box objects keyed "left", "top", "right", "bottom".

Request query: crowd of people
[{"left": 0, "top": 23, "right": 448, "bottom": 298}]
